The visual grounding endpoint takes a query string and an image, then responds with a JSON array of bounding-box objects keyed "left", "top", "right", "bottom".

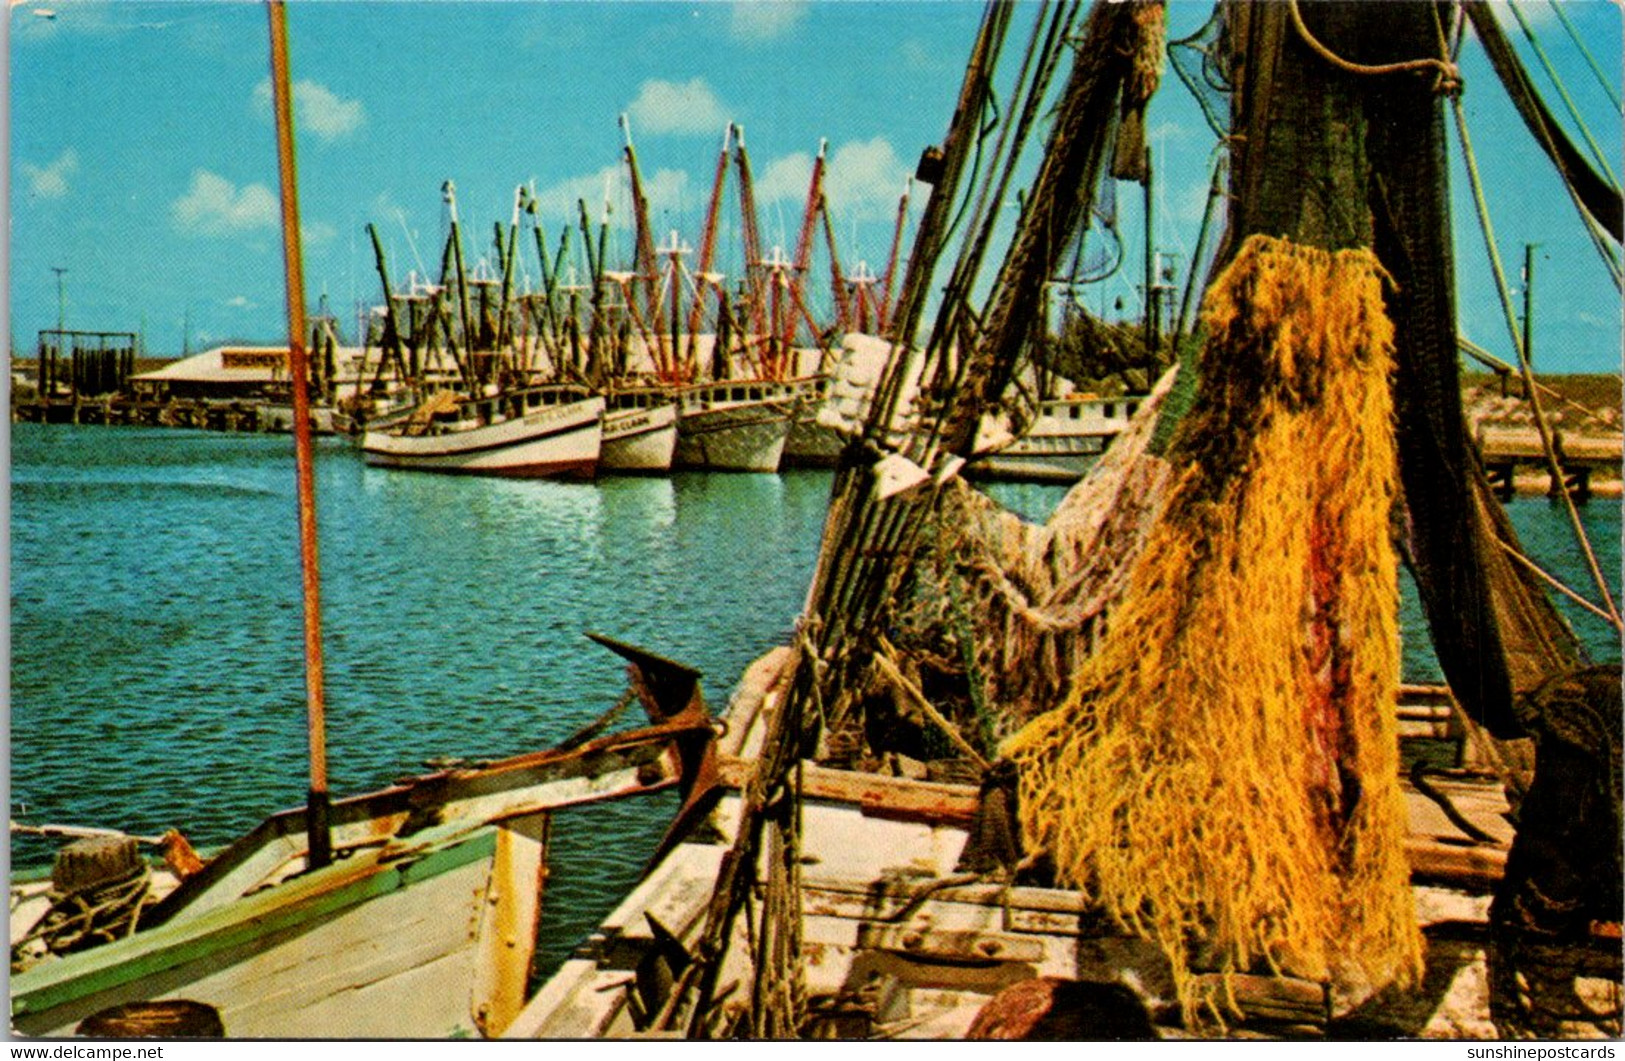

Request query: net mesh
[{"left": 1001, "top": 234, "right": 1424, "bottom": 1027}]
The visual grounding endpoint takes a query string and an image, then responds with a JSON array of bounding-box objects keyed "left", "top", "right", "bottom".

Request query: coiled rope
[{"left": 1286, "top": 0, "right": 1461, "bottom": 93}]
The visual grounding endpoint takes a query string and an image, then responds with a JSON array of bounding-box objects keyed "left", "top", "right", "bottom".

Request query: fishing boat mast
[
  {"left": 733, "top": 127, "right": 769, "bottom": 348},
  {"left": 495, "top": 186, "right": 522, "bottom": 358},
  {"left": 782, "top": 140, "right": 828, "bottom": 358},
  {"left": 819, "top": 195, "right": 852, "bottom": 335},
  {"left": 877, "top": 179, "right": 910, "bottom": 335},
  {"left": 687, "top": 124, "right": 734, "bottom": 378},
  {"left": 443, "top": 182, "right": 480, "bottom": 394},
  {"left": 621, "top": 114, "right": 670, "bottom": 377},
  {"left": 265, "top": 0, "right": 330, "bottom": 869},
  {"left": 364, "top": 222, "right": 410, "bottom": 394}
]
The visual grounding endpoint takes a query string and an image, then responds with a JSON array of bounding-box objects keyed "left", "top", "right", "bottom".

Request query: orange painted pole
[{"left": 267, "top": 0, "right": 331, "bottom": 869}]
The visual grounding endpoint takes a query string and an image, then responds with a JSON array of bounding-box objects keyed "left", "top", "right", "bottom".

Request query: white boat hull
[
  {"left": 969, "top": 395, "right": 1139, "bottom": 483},
  {"left": 256, "top": 403, "right": 340, "bottom": 435},
  {"left": 783, "top": 417, "right": 845, "bottom": 467},
  {"left": 361, "top": 397, "right": 604, "bottom": 479},
  {"left": 969, "top": 434, "right": 1108, "bottom": 482},
  {"left": 783, "top": 378, "right": 846, "bottom": 468},
  {"left": 601, "top": 401, "right": 679, "bottom": 474},
  {"left": 674, "top": 398, "right": 793, "bottom": 473}
]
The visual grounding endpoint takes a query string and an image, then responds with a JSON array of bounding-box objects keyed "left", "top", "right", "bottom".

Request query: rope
[
  {"left": 873, "top": 637, "right": 990, "bottom": 771},
  {"left": 1548, "top": 0, "right": 1622, "bottom": 114},
  {"left": 1495, "top": 537, "right": 1624, "bottom": 631},
  {"left": 1286, "top": 0, "right": 1461, "bottom": 92},
  {"left": 1451, "top": 90, "right": 1623, "bottom": 628},
  {"left": 12, "top": 865, "right": 152, "bottom": 971},
  {"left": 1504, "top": 0, "right": 1619, "bottom": 187}
]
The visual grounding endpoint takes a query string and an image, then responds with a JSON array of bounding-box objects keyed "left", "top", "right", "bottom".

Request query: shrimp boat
[
  {"left": 11, "top": 636, "right": 722, "bottom": 1039},
  {"left": 673, "top": 379, "right": 798, "bottom": 473},
  {"left": 507, "top": 652, "right": 1533, "bottom": 1041},
  {"left": 360, "top": 383, "right": 604, "bottom": 479},
  {"left": 601, "top": 386, "right": 679, "bottom": 474},
  {"left": 968, "top": 393, "right": 1144, "bottom": 483}
]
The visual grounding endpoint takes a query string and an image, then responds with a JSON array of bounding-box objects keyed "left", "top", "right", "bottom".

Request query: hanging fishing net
[
  {"left": 1062, "top": 177, "right": 1121, "bottom": 287},
  {"left": 1002, "top": 234, "right": 1423, "bottom": 1026},
  {"left": 1168, "top": 4, "right": 1232, "bottom": 140}
]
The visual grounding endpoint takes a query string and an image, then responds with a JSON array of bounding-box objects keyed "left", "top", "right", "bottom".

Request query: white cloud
[
  {"left": 824, "top": 138, "right": 911, "bottom": 223},
  {"left": 754, "top": 138, "right": 910, "bottom": 225},
  {"left": 172, "top": 170, "right": 279, "bottom": 236},
  {"left": 302, "top": 220, "right": 338, "bottom": 247},
  {"left": 252, "top": 78, "right": 365, "bottom": 142},
  {"left": 1147, "top": 121, "right": 1189, "bottom": 146},
  {"left": 224, "top": 295, "right": 256, "bottom": 309},
  {"left": 21, "top": 149, "right": 79, "bottom": 199},
  {"left": 14, "top": 7, "right": 65, "bottom": 42},
  {"left": 730, "top": 1, "right": 806, "bottom": 41},
  {"left": 530, "top": 164, "right": 624, "bottom": 224},
  {"left": 530, "top": 164, "right": 692, "bottom": 227},
  {"left": 372, "top": 192, "right": 406, "bottom": 219},
  {"left": 642, "top": 169, "right": 693, "bottom": 219},
  {"left": 14, "top": 4, "right": 186, "bottom": 41},
  {"left": 626, "top": 78, "right": 728, "bottom": 137},
  {"left": 755, "top": 151, "right": 815, "bottom": 207}
]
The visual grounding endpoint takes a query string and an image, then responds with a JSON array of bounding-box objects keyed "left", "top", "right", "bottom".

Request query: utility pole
[
  {"left": 1142, "top": 149, "right": 1155, "bottom": 356},
  {"left": 1521, "top": 243, "right": 1537, "bottom": 373},
  {"left": 51, "top": 266, "right": 67, "bottom": 334},
  {"left": 50, "top": 266, "right": 68, "bottom": 398}
]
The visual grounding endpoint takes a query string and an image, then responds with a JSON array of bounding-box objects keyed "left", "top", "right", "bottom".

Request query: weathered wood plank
[
  {"left": 12, "top": 821, "right": 495, "bottom": 1031},
  {"left": 18, "top": 852, "right": 492, "bottom": 1037},
  {"left": 471, "top": 812, "right": 550, "bottom": 1037},
  {"left": 717, "top": 758, "right": 981, "bottom": 827},
  {"left": 854, "top": 923, "right": 1047, "bottom": 965},
  {"left": 503, "top": 843, "right": 728, "bottom": 1039}
]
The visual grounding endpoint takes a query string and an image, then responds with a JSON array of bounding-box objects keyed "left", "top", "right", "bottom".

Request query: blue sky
[{"left": 8, "top": 0, "right": 1623, "bottom": 374}]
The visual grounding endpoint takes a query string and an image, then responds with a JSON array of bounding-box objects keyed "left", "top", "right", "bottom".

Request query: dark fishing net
[
  {"left": 1169, "top": 4, "right": 1232, "bottom": 140},
  {"left": 1060, "top": 176, "right": 1121, "bottom": 286}
]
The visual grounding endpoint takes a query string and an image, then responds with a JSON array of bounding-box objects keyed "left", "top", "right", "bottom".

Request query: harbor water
[{"left": 9, "top": 423, "right": 1621, "bottom": 972}]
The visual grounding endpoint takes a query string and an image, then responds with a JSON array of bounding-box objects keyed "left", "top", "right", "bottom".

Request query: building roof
[{"left": 129, "top": 345, "right": 364, "bottom": 385}]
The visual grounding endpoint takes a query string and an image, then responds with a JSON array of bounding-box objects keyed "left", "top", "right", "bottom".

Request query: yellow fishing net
[{"left": 1003, "top": 234, "right": 1423, "bottom": 1025}]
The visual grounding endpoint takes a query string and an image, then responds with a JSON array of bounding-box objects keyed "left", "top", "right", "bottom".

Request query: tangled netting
[
  {"left": 1002, "top": 234, "right": 1424, "bottom": 1026},
  {"left": 895, "top": 369, "right": 1176, "bottom": 752}
]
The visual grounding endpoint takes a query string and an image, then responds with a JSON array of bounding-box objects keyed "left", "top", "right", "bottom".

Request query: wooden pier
[
  {"left": 1478, "top": 425, "right": 1623, "bottom": 502},
  {"left": 11, "top": 396, "right": 323, "bottom": 434}
]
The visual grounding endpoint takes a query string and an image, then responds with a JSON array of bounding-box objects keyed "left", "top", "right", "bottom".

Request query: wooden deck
[{"left": 511, "top": 650, "right": 1622, "bottom": 1041}]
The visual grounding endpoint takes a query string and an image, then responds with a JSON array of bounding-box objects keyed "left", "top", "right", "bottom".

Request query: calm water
[
  {"left": 9, "top": 424, "right": 834, "bottom": 969},
  {"left": 8, "top": 424, "right": 1620, "bottom": 969}
]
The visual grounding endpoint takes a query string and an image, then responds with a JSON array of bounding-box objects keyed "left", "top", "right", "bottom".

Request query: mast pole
[
  {"left": 878, "top": 180, "right": 910, "bottom": 334},
  {"left": 734, "top": 127, "right": 769, "bottom": 351},
  {"left": 785, "top": 139, "right": 827, "bottom": 357},
  {"left": 266, "top": 0, "right": 331, "bottom": 870},
  {"left": 621, "top": 114, "right": 667, "bottom": 375},
  {"left": 496, "top": 187, "right": 522, "bottom": 357},
  {"left": 819, "top": 197, "right": 851, "bottom": 335},
  {"left": 444, "top": 182, "right": 477, "bottom": 391},
  {"left": 688, "top": 124, "right": 733, "bottom": 376},
  {"left": 365, "top": 223, "right": 408, "bottom": 389}
]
